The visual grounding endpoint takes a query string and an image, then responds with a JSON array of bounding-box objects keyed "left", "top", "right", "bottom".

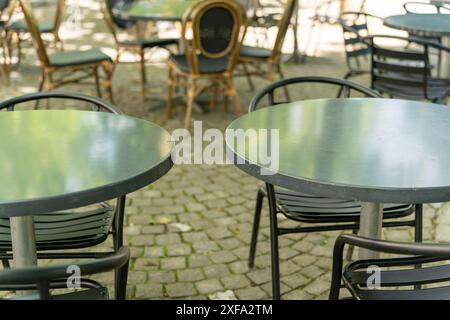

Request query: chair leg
[
  {"left": 184, "top": 81, "right": 195, "bottom": 129},
  {"left": 414, "top": 204, "right": 423, "bottom": 243},
  {"left": 93, "top": 66, "right": 102, "bottom": 98},
  {"left": 102, "top": 62, "right": 114, "bottom": 103},
  {"left": 139, "top": 48, "right": 146, "bottom": 99},
  {"left": 345, "top": 229, "right": 358, "bottom": 261},
  {"left": 266, "top": 183, "right": 281, "bottom": 300},
  {"left": 242, "top": 63, "right": 255, "bottom": 91},
  {"left": 276, "top": 64, "right": 290, "bottom": 102},
  {"left": 115, "top": 260, "right": 129, "bottom": 300},
  {"left": 209, "top": 81, "right": 218, "bottom": 111},
  {"left": 225, "top": 76, "right": 241, "bottom": 115},
  {"left": 167, "top": 67, "right": 174, "bottom": 119},
  {"left": 248, "top": 188, "right": 265, "bottom": 269}
]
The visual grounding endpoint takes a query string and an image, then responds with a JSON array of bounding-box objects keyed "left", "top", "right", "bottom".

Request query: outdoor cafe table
[
  {"left": 226, "top": 98, "right": 450, "bottom": 259},
  {"left": 0, "top": 110, "right": 173, "bottom": 269},
  {"left": 383, "top": 13, "right": 450, "bottom": 76}
]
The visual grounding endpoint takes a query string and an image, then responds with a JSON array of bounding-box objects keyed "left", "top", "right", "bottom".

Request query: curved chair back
[
  {"left": 0, "top": 91, "right": 122, "bottom": 113},
  {"left": 249, "top": 76, "right": 381, "bottom": 112},
  {"left": 105, "top": 0, "right": 136, "bottom": 30},
  {"left": 368, "top": 35, "right": 433, "bottom": 100},
  {"left": 0, "top": 0, "right": 9, "bottom": 11},
  {"left": 330, "top": 234, "right": 450, "bottom": 300},
  {"left": 181, "top": 0, "right": 246, "bottom": 74},
  {"left": 0, "top": 247, "right": 130, "bottom": 300},
  {"left": 270, "top": 0, "right": 296, "bottom": 62},
  {"left": 403, "top": 1, "right": 449, "bottom": 14}
]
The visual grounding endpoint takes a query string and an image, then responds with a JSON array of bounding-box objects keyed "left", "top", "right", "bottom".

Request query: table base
[{"left": 359, "top": 202, "right": 383, "bottom": 259}]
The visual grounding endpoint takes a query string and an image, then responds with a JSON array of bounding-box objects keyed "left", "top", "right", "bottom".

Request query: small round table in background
[
  {"left": 383, "top": 13, "right": 450, "bottom": 76},
  {"left": 226, "top": 98, "right": 450, "bottom": 259},
  {"left": 0, "top": 110, "right": 173, "bottom": 269},
  {"left": 114, "top": 0, "right": 196, "bottom": 22}
]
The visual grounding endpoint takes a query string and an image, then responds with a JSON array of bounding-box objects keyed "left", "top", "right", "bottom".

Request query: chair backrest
[
  {"left": 18, "top": 0, "right": 50, "bottom": 67},
  {"left": 270, "top": 0, "right": 296, "bottom": 61},
  {"left": 330, "top": 233, "right": 450, "bottom": 300},
  {"left": 181, "top": 0, "right": 246, "bottom": 74},
  {"left": 105, "top": 0, "right": 136, "bottom": 30},
  {"left": 338, "top": 12, "right": 377, "bottom": 72},
  {"left": 0, "top": 247, "right": 130, "bottom": 300},
  {"left": 368, "top": 35, "right": 431, "bottom": 99},
  {"left": 249, "top": 76, "right": 381, "bottom": 112},
  {"left": 0, "top": 91, "right": 122, "bottom": 113},
  {"left": 0, "top": 0, "right": 9, "bottom": 11},
  {"left": 403, "top": 1, "right": 449, "bottom": 14}
]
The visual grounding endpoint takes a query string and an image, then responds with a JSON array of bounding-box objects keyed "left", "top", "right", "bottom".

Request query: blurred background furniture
[
  {"left": 245, "top": 76, "right": 422, "bottom": 300},
  {"left": 18, "top": 0, "right": 114, "bottom": 100},
  {"left": 237, "top": 0, "right": 296, "bottom": 100},
  {"left": 102, "top": 0, "right": 178, "bottom": 99},
  {"left": 369, "top": 35, "right": 450, "bottom": 104},
  {"left": 330, "top": 234, "right": 450, "bottom": 300},
  {"left": 0, "top": 246, "right": 130, "bottom": 300},
  {"left": 166, "top": 0, "right": 246, "bottom": 129}
]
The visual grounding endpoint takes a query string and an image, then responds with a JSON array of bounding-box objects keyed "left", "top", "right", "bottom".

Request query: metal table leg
[
  {"left": 10, "top": 215, "right": 38, "bottom": 295},
  {"left": 359, "top": 202, "right": 383, "bottom": 259},
  {"left": 442, "top": 37, "right": 449, "bottom": 78}
]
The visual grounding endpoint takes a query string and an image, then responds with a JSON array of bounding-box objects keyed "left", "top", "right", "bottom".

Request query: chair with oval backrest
[
  {"left": 247, "top": 76, "right": 423, "bottom": 300},
  {"left": 6, "top": 0, "right": 65, "bottom": 66},
  {"left": 17, "top": 0, "right": 114, "bottom": 102},
  {"left": 329, "top": 234, "right": 450, "bottom": 300},
  {"left": 102, "top": 0, "right": 178, "bottom": 99},
  {"left": 0, "top": 91, "right": 129, "bottom": 300},
  {"left": 369, "top": 35, "right": 450, "bottom": 104},
  {"left": 236, "top": 0, "right": 296, "bottom": 100},
  {"left": 166, "top": 0, "right": 247, "bottom": 129},
  {"left": 0, "top": 246, "right": 130, "bottom": 300}
]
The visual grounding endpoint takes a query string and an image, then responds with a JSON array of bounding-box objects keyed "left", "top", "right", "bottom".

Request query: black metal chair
[
  {"left": 247, "top": 76, "right": 423, "bottom": 300},
  {"left": 368, "top": 35, "right": 450, "bottom": 104},
  {"left": 330, "top": 234, "right": 450, "bottom": 300},
  {"left": 0, "top": 91, "right": 128, "bottom": 300},
  {"left": 337, "top": 12, "right": 382, "bottom": 81},
  {"left": 103, "top": 0, "right": 178, "bottom": 99},
  {"left": 0, "top": 246, "right": 130, "bottom": 300}
]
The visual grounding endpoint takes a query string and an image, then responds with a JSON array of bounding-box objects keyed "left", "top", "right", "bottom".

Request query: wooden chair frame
[
  {"left": 19, "top": 0, "right": 113, "bottom": 102},
  {"left": 236, "top": 0, "right": 296, "bottom": 100},
  {"left": 166, "top": 0, "right": 247, "bottom": 129}
]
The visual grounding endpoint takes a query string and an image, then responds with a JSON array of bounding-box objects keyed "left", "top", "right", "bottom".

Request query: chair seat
[
  {"left": 169, "top": 54, "right": 229, "bottom": 74},
  {"left": 119, "top": 37, "right": 178, "bottom": 49},
  {"left": 0, "top": 205, "right": 114, "bottom": 250},
  {"left": 374, "top": 78, "right": 450, "bottom": 102},
  {"left": 343, "top": 256, "right": 450, "bottom": 300},
  {"left": 49, "top": 48, "right": 112, "bottom": 67},
  {"left": 8, "top": 20, "right": 54, "bottom": 33},
  {"left": 272, "top": 187, "right": 414, "bottom": 223},
  {"left": 239, "top": 45, "right": 272, "bottom": 59}
]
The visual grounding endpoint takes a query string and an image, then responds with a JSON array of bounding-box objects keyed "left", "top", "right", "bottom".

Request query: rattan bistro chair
[
  {"left": 166, "top": 0, "right": 246, "bottom": 129},
  {"left": 0, "top": 91, "right": 128, "bottom": 300},
  {"left": 6, "top": 0, "right": 65, "bottom": 60},
  {"left": 102, "top": 0, "right": 178, "bottom": 99},
  {"left": 18, "top": 0, "right": 114, "bottom": 101},
  {"left": 247, "top": 76, "right": 423, "bottom": 300},
  {"left": 0, "top": 246, "right": 130, "bottom": 300},
  {"left": 330, "top": 234, "right": 450, "bottom": 300},
  {"left": 236, "top": 0, "right": 295, "bottom": 100},
  {"left": 369, "top": 35, "right": 450, "bottom": 104}
]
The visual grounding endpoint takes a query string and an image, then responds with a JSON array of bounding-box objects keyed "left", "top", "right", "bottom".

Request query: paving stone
[
  {"left": 167, "top": 243, "right": 192, "bottom": 256},
  {"left": 155, "top": 233, "right": 182, "bottom": 245},
  {"left": 177, "top": 268, "right": 205, "bottom": 282},
  {"left": 204, "top": 264, "right": 230, "bottom": 279},
  {"left": 141, "top": 225, "right": 165, "bottom": 235},
  {"left": 235, "top": 286, "right": 268, "bottom": 300},
  {"left": 193, "top": 241, "right": 220, "bottom": 253},
  {"left": 247, "top": 269, "right": 271, "bottom": 285},
  {"left": 189, "top": 254, "right": 211, "bottom": 268},
  {"left": 196, "top": 279, "right": 224, "bottom": 294},
  {"left": 144, "top": 246, "right": 165, "bottom": 258},
  {"left": 135, "top": 284, "right": 163, "bottom": 299},
  {"left": 220, "top": 275, "right": 251, "bottom": 290},
  {"left": 209, "top": 251, "right": 238, "bottom": 264},
  {"left": 160, "top": 257, "right": 186, "bottom": 270},
  {"left": 166, "top": 283, "right": 197, "bottom": 298},
  {"left": 148, "top": 270, "right": 176, "bottom": 284}
]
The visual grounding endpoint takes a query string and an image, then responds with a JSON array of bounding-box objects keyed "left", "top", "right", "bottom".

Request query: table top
[
  {"left": 226, "top": 98, "right": 450, "bottom": 204},
  {"left": 384, "top": 13, "right": 450, "bottom": 36},
  {"left": 0, "top": 110, "right": 173, "bottom": 217},
  {"left": 115, "top": 0, "right": 197, "bottom": 22}
]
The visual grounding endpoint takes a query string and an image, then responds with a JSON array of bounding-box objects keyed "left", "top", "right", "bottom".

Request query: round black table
[
  {"left": 226, "top": 98, "right": 450, "bottom": 258},
  {"left": 384, "top": 13, "right": 450, "bottom": 76},
  {"left": 0, "top": 110, "right": 173, "bottom": 269}
]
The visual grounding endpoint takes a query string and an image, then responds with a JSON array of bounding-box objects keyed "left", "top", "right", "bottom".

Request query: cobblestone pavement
[{"left": 1, "top": 0, "right": 450, "bottom": 300}]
